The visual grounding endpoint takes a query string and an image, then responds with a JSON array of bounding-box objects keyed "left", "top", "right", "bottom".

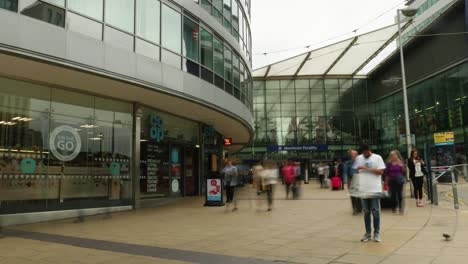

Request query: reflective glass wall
[
  {"left": 252, "top": 78, "right": 373, "bottom": 160},
  {"left": 0, "top": 76, "right": 133, "bottom": 214},
  {"left": 0, "top": 0, "right": 253, "bottom": 111},
  {"left": 374, "top": 62, "right": 468, "bottom": 163}
]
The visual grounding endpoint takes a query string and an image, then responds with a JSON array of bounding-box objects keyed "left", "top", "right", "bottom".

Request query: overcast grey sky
[{"left": 251, "top": 0, "right": 407, "bottom": 69}]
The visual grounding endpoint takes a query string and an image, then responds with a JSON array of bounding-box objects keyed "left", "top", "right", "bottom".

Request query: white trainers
[
  {"left": 374, "top": 233, "right": 381, "bottom": 242},
  {"left": 361, "top": 233, "right": 371, "bottom": 242}
]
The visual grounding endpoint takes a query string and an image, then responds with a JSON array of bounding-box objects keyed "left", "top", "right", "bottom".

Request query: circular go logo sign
[{"left": 49, "top": 125, "right": 82, "bottom": 161}]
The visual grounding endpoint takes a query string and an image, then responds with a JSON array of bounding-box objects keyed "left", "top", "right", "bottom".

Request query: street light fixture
[{"left": 397, "top": 7, "right": 418, "bottom": 158}]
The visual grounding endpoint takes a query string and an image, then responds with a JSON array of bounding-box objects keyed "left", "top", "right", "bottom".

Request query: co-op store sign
[{"left": 267, "top": 145, "right": 328, "bottom": 152}]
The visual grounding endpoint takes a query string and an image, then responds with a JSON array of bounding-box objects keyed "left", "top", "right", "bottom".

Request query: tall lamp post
[{"left": 397, "top": 7, "right": 418, "bottom": 158}]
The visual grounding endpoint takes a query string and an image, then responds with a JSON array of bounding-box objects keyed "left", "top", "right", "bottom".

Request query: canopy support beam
[
  {"left": 264, "top": 65, "right": 271, "bottom": 79},
  {"left": 293, "top": 51, "right": 312, "bottom": 78},
  {"left": 323, "top": 37, "right": 358, "bottom": 76},
  {"left": 352, "top": 21, "right": 413, "bottom": 76}
]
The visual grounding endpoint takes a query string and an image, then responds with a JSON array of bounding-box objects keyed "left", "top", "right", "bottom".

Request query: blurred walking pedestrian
[
  {"left": 345, "top": 150, "right": 361, "bottom": 215},
  {"left": 222, "top": 160, "right": 239, "bottom": 212},
  {"left": 318, "top": 162, "right": 326, "bottom": 188},
  {"left": 261, "top": 163, "right": 278, "bottom": 211},
  {"left": 408, "top": 149, "right": 427, "bottom": 207},
  {"left": 337, "top": 159, "right": 345, "bottom": 190},
  {"left": 282, "top": 161, "right": 295, "bottom": 199},
  {"left": 385, "top": 150, "right": 406, "bottom": 214},
  {"left": 353, "top": 144, "right": 386, "bottom": 243},
  {"left": 252, "top": 162, "right": 264, "bottom": 195}
]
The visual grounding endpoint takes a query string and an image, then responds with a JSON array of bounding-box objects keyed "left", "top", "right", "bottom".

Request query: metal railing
[{"left": 431, "top": 164, "right": 468, "bottom": 209}]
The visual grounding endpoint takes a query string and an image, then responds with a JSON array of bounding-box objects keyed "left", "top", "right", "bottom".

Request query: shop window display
[{"left": 0, "top": 77, "right": 133, "bottom": 214}]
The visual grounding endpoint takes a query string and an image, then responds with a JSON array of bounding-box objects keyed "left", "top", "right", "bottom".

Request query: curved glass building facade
[{"left": 0, "top": 0, "right": 253, "bottom": 225}]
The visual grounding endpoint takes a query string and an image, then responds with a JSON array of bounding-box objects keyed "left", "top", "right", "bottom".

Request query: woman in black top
[{"left": 407, "top": 150, "right": 427, "bottom": 207}]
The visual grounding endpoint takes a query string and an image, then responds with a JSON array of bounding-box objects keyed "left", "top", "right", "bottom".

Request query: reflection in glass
[
  {"left": 0, "top": 77, "right": 134, "bottom": 214},
  {"left": 223, "top": 0, "right": 231, "bottom": 20},
  {"left": 213, "top": 37, "right": 224, "bottom": 77},
  {"left": 200, "top": 28, "right": 213, "bottom": 70},
  {"left": 201, "top": 0, "right": 211, "bottom": 14},
  {"left": 162, "top": 4, "right": 182, "bottom": 53},
  {"left": 183, "top": 16, "right": 199, "bottom": 62},
  {"left": 20, "top": 0, "right": 65, "bottom": 27},
  {"left": 105, "top": 0, "right": 134, "bottom": 33},
  {"left": 0, "top": 0, "right": 18, "bottom": 12},
  {"left": 68, "top": 13, "right": 102, "bottom": 40},
  {"left": 104, "top": 26, "right": 134, "bottom": 51},
  {"left": 68, "top": 0, "right": 103, "bottom": 21},
  {"left": 136, "top": 0, "right": 160, "bottom": 44},
  {"left": 224, "top": 47, "right": 232, "bottom": 82},
  {"left": 213, "top": 0, "right": 222, "bottom": 11}
]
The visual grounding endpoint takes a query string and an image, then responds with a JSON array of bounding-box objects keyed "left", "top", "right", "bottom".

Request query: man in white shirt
[{"left": 353, "top": 144, "right": 386, "bottom": 242}]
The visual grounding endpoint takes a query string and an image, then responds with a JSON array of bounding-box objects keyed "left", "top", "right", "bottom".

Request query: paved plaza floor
[{"left": 2, "top": 182, "right": 468, "bottom": 264}]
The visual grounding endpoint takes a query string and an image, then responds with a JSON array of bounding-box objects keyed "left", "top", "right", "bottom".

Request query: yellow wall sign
[{"left": 434, "top": 132, "right": 455, "bottom": 146}]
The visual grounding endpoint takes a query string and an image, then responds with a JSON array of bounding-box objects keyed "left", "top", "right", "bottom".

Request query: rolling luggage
[{"left": 331, "top": 177, "right": 342, "bottom": 190}]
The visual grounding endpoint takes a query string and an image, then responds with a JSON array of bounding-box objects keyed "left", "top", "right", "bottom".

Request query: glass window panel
[
  {"left": 136, "top": 0, "right": 160, "bottom": 44},
  {"left": 201, "top": 0, "right": 211, "bottom": 13},
  {"left": 232, "top": 55, "right": 239, "bottom": 71},
  {"left": 213, "top": 8, "right": 223, "bottom": 24},
  {"left": 296, "top": 89, "right": 310, "bottom": 104},
  {"left": 20, "top": 0, "right": 65, "bottom": 27},
  {"left": 223, "top": 0, "right": 231, "bottom": 20},
  {"left": 310, "top": 79, "right": 323, "bottom": 89},
  {"left": 201, "top": 68, "right": 213, "bottom": 84},
  {"left": 225, "top": 82, "right": 233, "bottom": 95},
  {"left": 231, "top": 0, "right": 239, "bottom": 30},
  {"left": 280, "top": 80, "right": 294, "bottom": 90},
  {"left": 224, "top": 46, "right": 232, "bottom": 82},
  {"left": 213, "top": 37, "right": 224, "bottom": 76},
  {"left": 162, "top": 4, "right": 182, "bottom": 53},
  {"left": 183, "top": 16, "right": 199, "bottom": 62},
  {"left": 281, "top": 89, "right": 295, "bottom": 103},
  {"left": 325, "top": 79, "right": 339, "bottom": 89},
  {"left": 105, "top": 0, "right": 134, "bottom": 32},
  {"left": 200, "top": 28, "right": 213, "bottom": 70},
  {"left": 265, "top": 89, "right": 280, "bottom": 102},
  {"left": 223, "top": 19, "right": 232, "bottom": 33},
  {"left": 213, "top": 0, "right": 222, "bottom": 10},
  {"left": 233, "top": 70, "right": 240, "bottom": 88},
  {"left": 325, "top": 89, "right": 339, "bottom": 102},
  {"left": 214, "top": 75, "right": 224, "bottom": 89},
  {"left": 253, "top": 89, "right": 265, "bottom": 104},
  {"left": 265, "top": 103, "right": 280, "bottom": 113},
  {"left": 310, "top": 103, "right": 324, "bottom": 115},
  {"left": 266, "top": 80, "right": 280, "bottom": 89},
  {"left": 162, "top": 49, "right": 181, "bottom": 69},
  {"left": 0, "top": 77, "right": 51, "bottom": 112},
  {"left": 183, "top": 58, "right": 200, "bottom": 77},
  {"left": 310, "top": 89, "right": 324, "bottom": 103},
  {"left": 136, "top": 38, "right": 160, "bottom": 60},
  {"left": 51, "top": 88, "right": 94, "bottom": 118},
  {"left": 0, "top": 0, "right": 18, "bottom": 12},
  {"left": 68, "top": 0, "right": 103, "bottom": 21},
  {"left": 68, "top": 13, "right": 102, "bottom": 40},
  {"left": 295, "top": 79, "right": 309, "bottom": 89},
  {"left": 104, "top": 26, "right": 134, "bottom": 51}
]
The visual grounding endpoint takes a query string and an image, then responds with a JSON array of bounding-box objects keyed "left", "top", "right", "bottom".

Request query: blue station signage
[{"left": 267, "top": 145, "right": 328, "bottom": 152}]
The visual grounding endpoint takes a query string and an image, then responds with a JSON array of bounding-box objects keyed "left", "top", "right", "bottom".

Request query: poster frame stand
[{"left": 204, "top": 176, "right": 225, "bottom": 207}]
